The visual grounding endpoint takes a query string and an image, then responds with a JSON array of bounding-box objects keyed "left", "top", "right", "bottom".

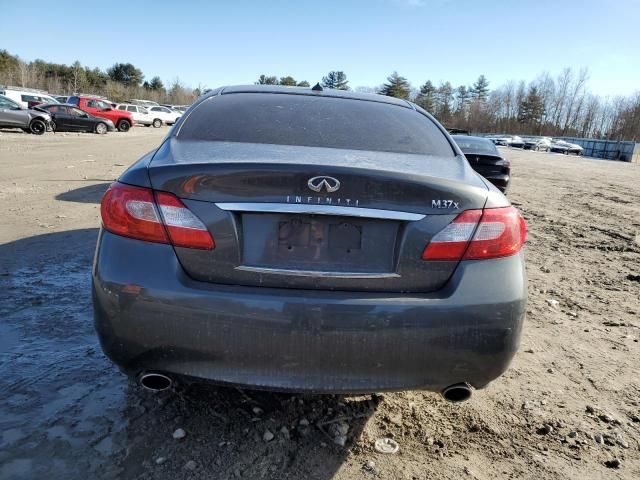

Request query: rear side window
[
  {"left": 179, "top": 93, "right": 454, "bottom": 156},
  {"left": 453, "top": 137, "right": 499, "bottom": 155},
  {"left": 0, "top": 96, "right": 19, "bottom": 108}
]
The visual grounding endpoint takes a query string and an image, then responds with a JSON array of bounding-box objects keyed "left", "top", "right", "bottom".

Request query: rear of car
[
  {"left": 452, "top": 135, "right": 511, "bottom": 192},
  {"left": 93, "top": 86, "right": 527, "bottom": 395}
]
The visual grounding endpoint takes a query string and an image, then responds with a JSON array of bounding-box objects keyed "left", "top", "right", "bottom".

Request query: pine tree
[
  {"left": 454, "top": 85, "right": 471, "bottom": 112},
  {"left": 321, "top": 71, "right": 349, "bottom": 90},
  {"left": 415, "top": 80, "right": 436, "bottom": 112},
  {"left": 471, "top": 75, "right": 490, "bottom": 101},
  {"left": 149, "top": 76, "right": 164, "bottom": 90},
  {"left": 379, "top": 71, "right": 411, "bottom": 99},
  {"left": 518, "top": 86, "right": 545, "bottom": 130},
  {"left": 107, "top": 63, "right": 144, "bottom": 87}
]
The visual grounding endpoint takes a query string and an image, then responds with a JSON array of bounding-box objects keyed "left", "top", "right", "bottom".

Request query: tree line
[
  {"left": 376, "top": 70, "right": 639, "bottom": 141},
  {"left": 0, "top": 50, "right": 198, "bottom": 104},
  {"left": 1, "top": 49, "right": 638, "bottom": 140}
]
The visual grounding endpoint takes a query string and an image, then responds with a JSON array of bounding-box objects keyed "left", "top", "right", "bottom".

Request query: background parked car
[
  {"left": 145, "top": 105, "right": 181, "bottom": 125},
  {"left": 0, "top": 94, "right": 52, "bottom": 134},
  {"left": 523, "top": 137, "right": 552, "bottom": 151},
  {"left": 506, "top": 136, "right": 525, "bottom": 148},
  {"left": 67, "top": 96, "right": 133, "bottom": 132},
  {"left": 0, "top": 87, "right": 59, "bottom": 108},
  {"left": 549, "top": 139, "right": 584, "bottom": 155},
  {"left": 452, "top": 135, "right": 511, "bottom": 192},
  {"left": 35, "top": 103, "right": 115, "bottom": 134},
  {"left": 116, "top": 104, "right": 157, "bottom": 127},
  {"left": 129, "top": 99, "right": 159, "bottom": 108},
  {"left": 161, "top": 104, "right": 189, "bottom": 113},
  {"left": 485, "top": 135, "right": 511, "bottom": 146}
]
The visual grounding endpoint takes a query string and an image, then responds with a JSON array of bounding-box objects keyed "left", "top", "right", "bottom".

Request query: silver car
[{"left": 0, "top": 94, "right": 52, "bottom": 134}]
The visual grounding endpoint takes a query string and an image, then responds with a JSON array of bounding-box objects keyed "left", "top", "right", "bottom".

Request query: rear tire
[
  {"left": 152, "top": 118, "right": 162, "bottom": 128},
  {"left": 29, "top": 119, "right": 46, "bottom": 135},
  {"left": 117, "top": 119, "right": 131, "bottom": 132},
  {"left": 95, "top": 122, "right": 108, "bottom": 135}
]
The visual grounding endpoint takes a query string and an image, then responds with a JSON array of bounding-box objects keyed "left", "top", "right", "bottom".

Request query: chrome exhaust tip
[
  {"left": 441, "top": 383, "right": 472, "bottom": 403},
  {"left": 138, "top": 372, "right": 173, "bottom": 392}
]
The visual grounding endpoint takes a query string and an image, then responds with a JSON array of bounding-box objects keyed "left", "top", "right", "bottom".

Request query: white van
[{"left": 0, "top": 87, "right": 59, "bottom": 108}]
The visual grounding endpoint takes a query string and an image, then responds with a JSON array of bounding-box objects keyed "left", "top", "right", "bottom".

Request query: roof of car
[
  {"left": 39, "top": 103, "right": 77, "bottom": 107},
  {"left": 217, "top": 84, "right": 413, "bottom": 109}
]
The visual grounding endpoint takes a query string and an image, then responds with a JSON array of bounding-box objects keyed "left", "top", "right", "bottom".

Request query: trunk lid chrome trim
[
  {"left": 235, "top": 265, "right": 401, "bottom": 279},
  {"left": 215, "top": 202, "right": 425, "bottom": 221}
]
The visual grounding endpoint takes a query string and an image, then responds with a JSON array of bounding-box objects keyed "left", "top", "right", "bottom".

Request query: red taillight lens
[
  {"left": 422, "top": 206, "right": 525, "bottom": 261},
  {"left": 155, "top": 191, "right": 214, "bottom": 250},
  {"left": 421, "top": 210, "right": 482, "bottom": 261},
  {"left": 100, "top": 182, "right": 214, "bottom": 250},
  {"left": 101, "top": 183, "right": 168, "bottom": 244}
]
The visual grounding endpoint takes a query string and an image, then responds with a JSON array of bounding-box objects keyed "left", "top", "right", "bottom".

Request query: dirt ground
[{"left": 0, "top": 127, "right": 638, "bottom": 480}]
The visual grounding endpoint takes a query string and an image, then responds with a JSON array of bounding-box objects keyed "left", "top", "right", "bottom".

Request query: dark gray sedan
[
  {"left": 35, "top": 103, "right": 115, "bottom": 134},
  {"left": 452, "top": 135, "right": 511, "bottom": 193},
  {"left": 93, "top": 85, "right": 527, "bottom": 401}
]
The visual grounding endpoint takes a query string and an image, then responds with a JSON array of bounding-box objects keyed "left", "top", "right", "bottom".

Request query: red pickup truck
[{"left": 67, "top": 96, "right": 133, "bottom": 132}]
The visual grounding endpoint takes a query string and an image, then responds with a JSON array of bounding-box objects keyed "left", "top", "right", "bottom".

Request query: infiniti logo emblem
[{"left": 307, "top": 176, "right": 341, "bottom": 193}]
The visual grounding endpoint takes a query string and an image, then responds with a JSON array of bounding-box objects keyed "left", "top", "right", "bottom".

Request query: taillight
[
  {"left": 101, "top": 182, "right": 214, "bottom": 250},
  {"left": 154, "top": 191, "right": 214, "bottom": 249},
  {"left": 422, "top": 206, "right": 525, "bottom": 261}
]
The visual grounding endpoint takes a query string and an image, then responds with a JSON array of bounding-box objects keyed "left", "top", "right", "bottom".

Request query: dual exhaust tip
[
  {"left": 138, "top": 372, "right": 173, "bottom": 392},
  {"left": 441, "top": 383, "right": 472, "bottom": 403},
  {"left": 138, "top": 372, "right": 472, "bottom": 402}
]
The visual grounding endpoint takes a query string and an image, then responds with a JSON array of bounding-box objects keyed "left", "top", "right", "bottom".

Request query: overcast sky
[{"left": 1, "top": 0, "right": 638, "bottom": 97}]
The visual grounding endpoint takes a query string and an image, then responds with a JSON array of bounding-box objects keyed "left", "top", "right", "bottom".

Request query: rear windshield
[
  {"left": 178, "top": 93, "right": 454, "bottom": 156},
  {"left": 453, "top": 136, "right": 499, "bottom": 155}
]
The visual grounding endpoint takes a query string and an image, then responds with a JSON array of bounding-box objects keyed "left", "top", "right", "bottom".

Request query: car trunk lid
[{"left": 147, "top": 140, "right": 489, "bottom": 292}]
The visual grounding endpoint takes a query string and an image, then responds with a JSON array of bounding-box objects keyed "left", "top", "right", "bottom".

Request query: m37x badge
[{"left": 307, "top": 176, "right": 341, "bottom": 193}]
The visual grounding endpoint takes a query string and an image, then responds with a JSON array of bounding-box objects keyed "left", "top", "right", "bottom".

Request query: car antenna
[{"left": 312, "top": 83, "right": 323, "bottom": 92}]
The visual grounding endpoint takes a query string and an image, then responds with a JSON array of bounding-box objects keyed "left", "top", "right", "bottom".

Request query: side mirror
[{"left": 102, "top": 107, "right": 112, "bottom": 112}]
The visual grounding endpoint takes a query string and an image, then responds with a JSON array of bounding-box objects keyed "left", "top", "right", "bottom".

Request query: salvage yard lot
[{"left": 0, "top": 129, "right": 638, "bottom": 480}]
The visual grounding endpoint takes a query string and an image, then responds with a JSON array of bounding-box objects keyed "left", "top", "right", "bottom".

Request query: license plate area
[{"left": 242, "top": 213, "right": 398, "bottom": 273}]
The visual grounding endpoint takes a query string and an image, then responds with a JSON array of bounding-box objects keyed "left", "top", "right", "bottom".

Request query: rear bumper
[{"left": 93, "top": 231, "right": 527, "bottom": 393}]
